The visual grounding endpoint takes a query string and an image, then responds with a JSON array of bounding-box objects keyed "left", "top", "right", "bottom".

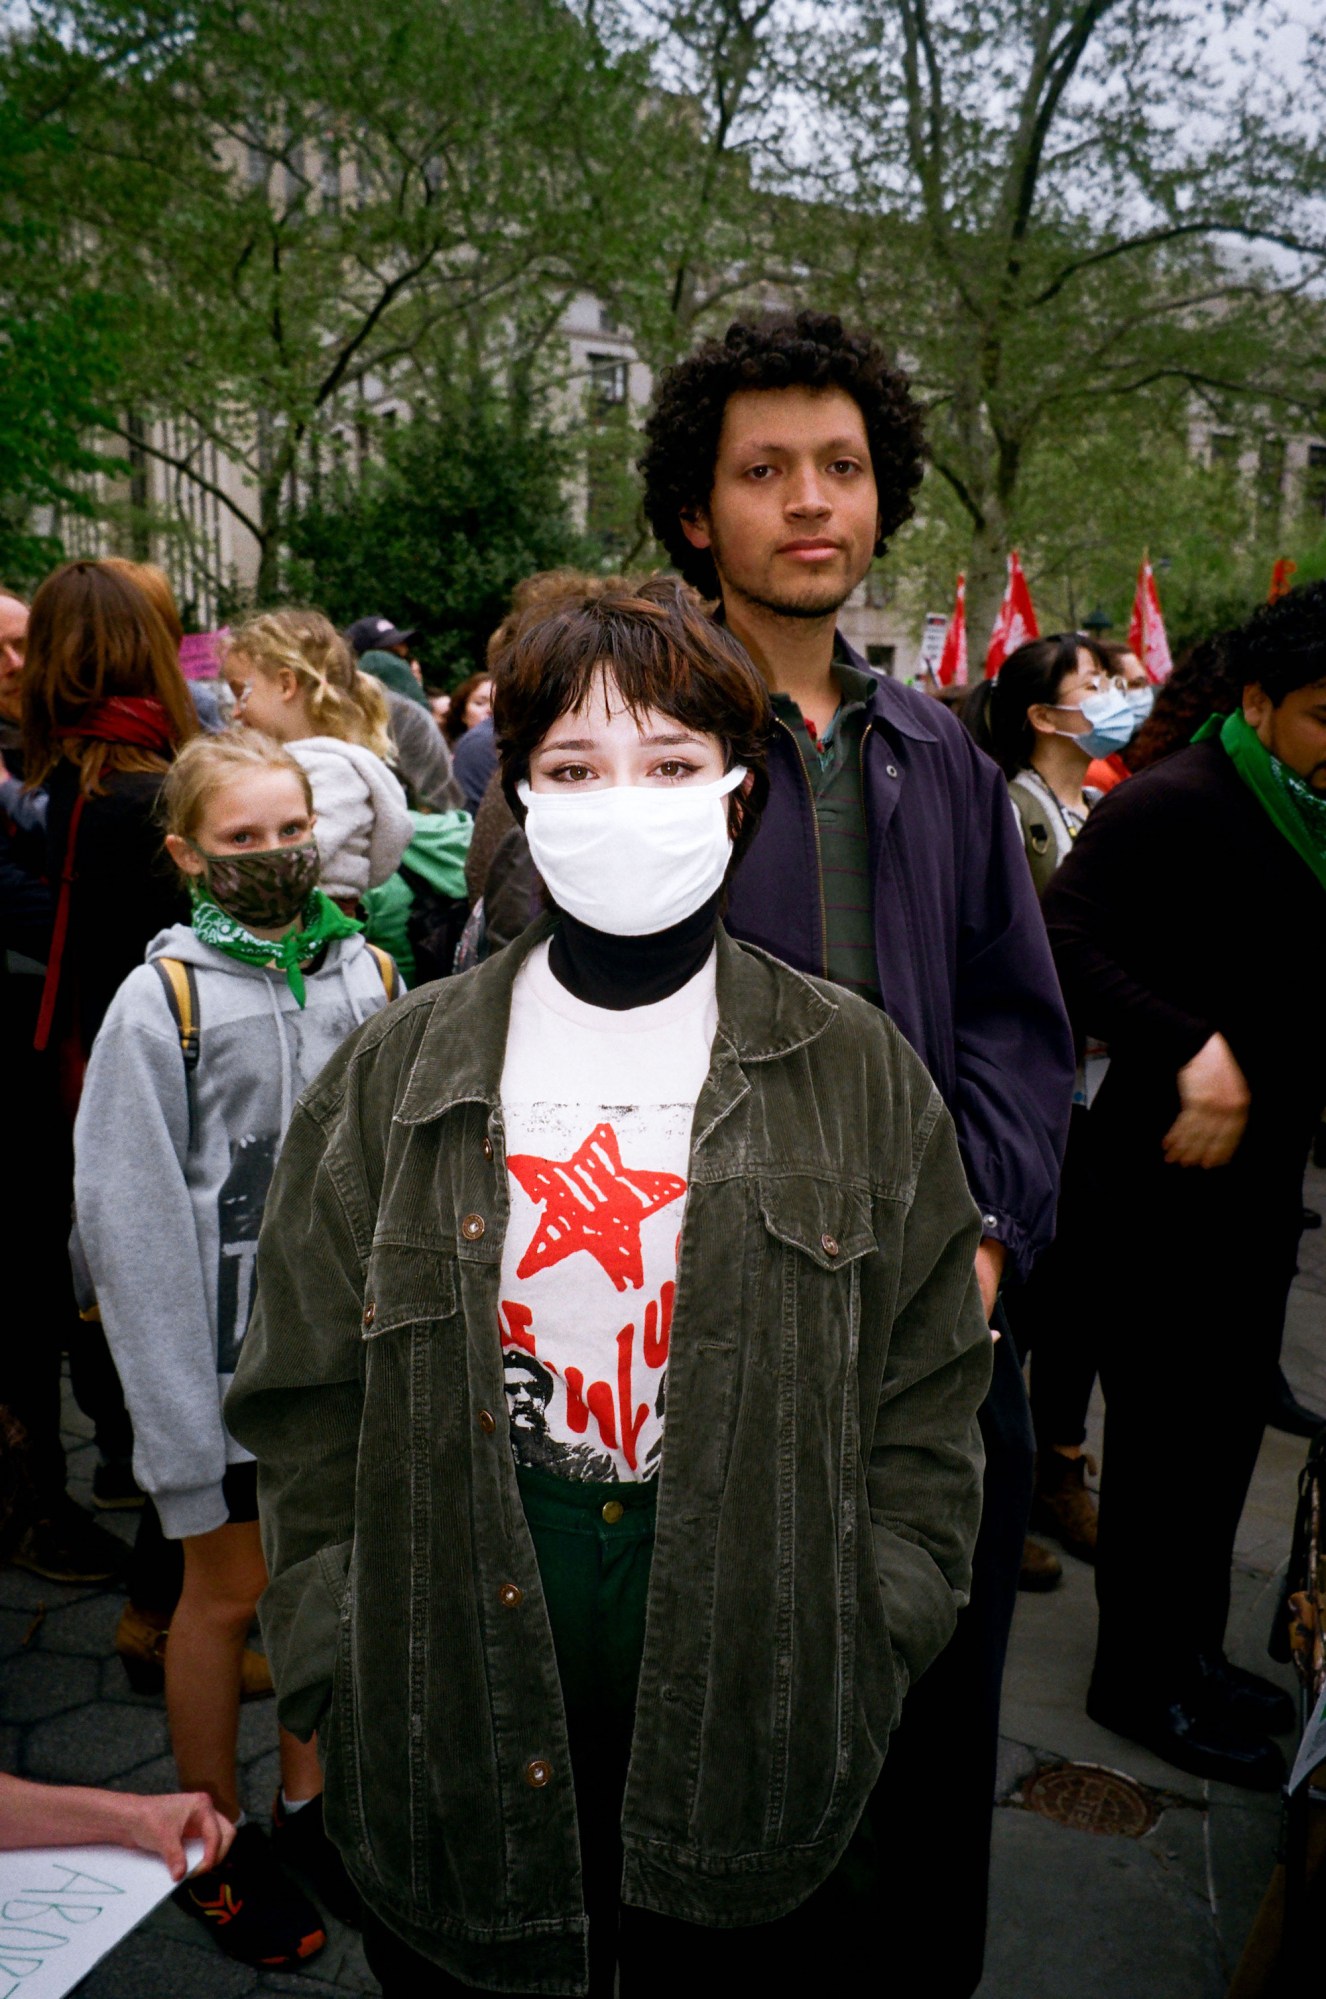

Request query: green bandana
[
  {"left": 190, "top": 887, "right": 363, "bottom": 1005},
  {"left": 1194, "top": 710, "right": 1326, "bottom": 894}
]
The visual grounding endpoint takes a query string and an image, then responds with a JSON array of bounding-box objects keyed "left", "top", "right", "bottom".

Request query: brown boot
[
  {"left": 115, "top": 1603, "right": 274, "bottom": 1700},
  {"left": 1031, "top": 1450, "right": 1099, "bottom": 1562},
  {"left": 1018, "top": 1537, "right": 1062, "bottom": 1591}
]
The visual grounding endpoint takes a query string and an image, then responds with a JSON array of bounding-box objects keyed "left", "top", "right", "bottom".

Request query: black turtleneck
[{"left": 547, "top": 892, "right": 722, "bottom": 1012}]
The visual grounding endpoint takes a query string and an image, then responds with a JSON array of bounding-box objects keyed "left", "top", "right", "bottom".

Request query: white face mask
[{"left": 517, "top": 767, "right": 747, "bottom": 937}]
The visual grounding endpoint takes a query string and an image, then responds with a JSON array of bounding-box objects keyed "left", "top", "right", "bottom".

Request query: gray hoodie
[{"left": 73, "top": 922, "right": 397, "bottom": 1538}]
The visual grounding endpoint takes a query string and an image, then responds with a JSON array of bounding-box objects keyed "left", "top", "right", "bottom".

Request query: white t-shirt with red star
[{"left": 497, "top": 939, "right": 718, "bottom": 1482}]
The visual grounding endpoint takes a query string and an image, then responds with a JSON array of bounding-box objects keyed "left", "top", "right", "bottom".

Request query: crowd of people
[{"left": 0, "top": 309, "right": 1322, "bottom": 1998}]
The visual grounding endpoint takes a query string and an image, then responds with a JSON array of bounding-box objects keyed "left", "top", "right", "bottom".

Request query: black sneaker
[
  {"left": 271, "top": 1789, "right": 363, "bottom": 1927},
  {"left": 176, "top": 1822, "right": 326, "bottom": 1966},
  {"left": 11, "top": 1499, "right": 127, "bottom": 1583},
  {"left": 91, "top": 1458, "right": 144, "bottom": 1511}
]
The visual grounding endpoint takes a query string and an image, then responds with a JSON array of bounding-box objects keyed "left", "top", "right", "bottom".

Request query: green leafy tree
[
  {"left": 0, "top": 91, "right": 127, "bottom": 583},
  {"left": 794, "top": 0, "right": 1326, "bottom": 637},
  {"left": 8, "top": 0, "right": 656, "bottom": 598},
  {"left": 283, "top": 398, "right": 590, "bottom": 683}
]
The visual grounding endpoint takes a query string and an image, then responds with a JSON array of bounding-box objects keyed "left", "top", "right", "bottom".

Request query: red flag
[
  {"left": 1269, "top": 558, "right": 1297, "bottom": 603},
  {"left": 984, "top": 551, "right": 1039, "bottom": 677},
  {"left": 1127, "top": 558, "right": 1173, "bottom": 683},
  {"left": 937, "top": 574, "right": 968, "bottom": 686}
]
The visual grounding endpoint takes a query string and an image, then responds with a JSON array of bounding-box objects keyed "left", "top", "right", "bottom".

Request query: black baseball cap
[{"left": 346, "top": 614, "right": 417, "bottom": 656}]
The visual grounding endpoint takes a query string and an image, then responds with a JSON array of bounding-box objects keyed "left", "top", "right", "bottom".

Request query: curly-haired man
[{"left": 642, "top": 311, "right": 1075, "bottom": 1998}]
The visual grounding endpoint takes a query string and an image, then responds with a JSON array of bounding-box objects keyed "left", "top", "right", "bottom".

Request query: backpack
[{"left": 150, "top": 942, "right": 400, "bottom": 1071}]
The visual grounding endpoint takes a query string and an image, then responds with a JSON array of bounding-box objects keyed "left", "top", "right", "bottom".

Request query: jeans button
[
  {"left": 461, "top": 1213, "right": 486, "bottom": 1241},
  {"left": 601, "top": 1500, "right": 624, "bottom": 1524}
]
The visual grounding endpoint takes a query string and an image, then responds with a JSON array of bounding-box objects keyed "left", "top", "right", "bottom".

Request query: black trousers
[
  {"left": 1092, "top": 1148, "right": 1304, "bottom": 1696},
  {"left": 861, "top": 1317, "right": 1034, "bottom": 1999},
  {"left": 1006, "top": 1107, "right": 1101, "bottom": 1451},
  {"left": 0, "top": 971, "right": 132, "bottom": 1510}
]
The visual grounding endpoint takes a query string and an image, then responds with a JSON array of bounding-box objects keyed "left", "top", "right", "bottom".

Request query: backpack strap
[
  {"left": 153, "top": 957, "right": 201, "bottom": 1069},
  {"left": 365, "top": 942, "right": 402, "bottom": 1000}
]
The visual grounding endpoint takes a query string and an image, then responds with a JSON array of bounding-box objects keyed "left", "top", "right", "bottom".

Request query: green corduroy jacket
[{"left": 225, "top": 914, "right": 992, "bottom": 1995}]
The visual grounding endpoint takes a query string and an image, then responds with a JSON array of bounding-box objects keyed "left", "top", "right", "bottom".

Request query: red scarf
[
  {"left": 35, "top": 697, "right": 178, "bottom": 1060},
  {"left": 57, "top": 695, "right": 176, "bottom": 752}
]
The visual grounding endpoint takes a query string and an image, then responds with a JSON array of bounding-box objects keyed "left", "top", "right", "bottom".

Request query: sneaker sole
[{"left": 91, "top": 1493, "right": 146, "bottom": 1512}]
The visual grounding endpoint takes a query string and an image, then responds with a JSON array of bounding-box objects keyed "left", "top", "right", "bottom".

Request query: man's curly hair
[
  {"left": 640, "top": 311, "right": 927, "bottom": 597},
  {"left": 1220, "top": 578, "right": 1326, "bottom": 707}
]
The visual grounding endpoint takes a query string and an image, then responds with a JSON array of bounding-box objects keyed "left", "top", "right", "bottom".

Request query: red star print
[{"left": 507, "top": 1121, "right": 686, "bottom": 1293}]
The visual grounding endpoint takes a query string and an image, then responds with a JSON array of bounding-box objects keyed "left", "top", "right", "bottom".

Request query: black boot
[{"left": 1266, "top": 1366, "right": 1326, "bottom": 1439}]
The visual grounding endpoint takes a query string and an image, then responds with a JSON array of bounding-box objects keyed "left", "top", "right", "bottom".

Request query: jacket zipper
[{"left": 776, "top": 713, "right": 829, "bottom": 980}]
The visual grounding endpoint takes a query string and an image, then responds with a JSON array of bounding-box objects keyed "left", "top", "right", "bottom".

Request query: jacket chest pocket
[
  {"left": 361, "top": 1240, "right": 458, "bottom": 1339},
  {"left": 757, "top": 1177, "right": 875, "bottom": 1345}
]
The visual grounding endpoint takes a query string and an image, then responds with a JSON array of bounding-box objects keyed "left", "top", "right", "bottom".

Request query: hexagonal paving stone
[
  {"left": 23, "top": 1700, "right": 168, "bottom": 1783},
  {"left": 32, "top": 1591, "right": 122, "bottom": 1658},
  {"left": 76, "top": 1927, "right": 256, "bottom": 1999},
  {"left": 0, "top": 1649, "right": 98, "bottom": 1722}
]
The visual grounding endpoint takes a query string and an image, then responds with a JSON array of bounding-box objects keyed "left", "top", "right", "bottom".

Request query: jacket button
[
  {"left": 885, "top": 764, "right": 899, "bottom": 778},
  {"left": 483, "top": 1136, "right": 494, "bottom": 1160},
  {"left": 362, "top": 1301, "right": 376, "bottom": 1328},
  {"left": 821, "top": 1233, "right": 840, "bottom": 1258},
  {"left": 478, "top": 1408, "right": 496, "bottom": 1435},
  {"left": 499, "top": 1583, "right": 523, "bottom": 1608},
  {"left": 461, "top": 1213, "right": 486, "bottom": 1241},
  {"left": 525, "top": 1758, "right": 551, "bottom": 1788},
  {"left": 601, "top": 1500, "right": 624, "bottom": 1524},
  {"left": 982, "top": 1215, "right": 998, "bottom": 1231}
]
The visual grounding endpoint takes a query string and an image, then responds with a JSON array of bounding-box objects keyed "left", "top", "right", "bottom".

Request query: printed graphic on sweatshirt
[
  {"left": 214, "top": 1132, "right": 278, "bottom": 1373},
  {"left": 499, "top": 1103, "right": 690, "bottom": 1482}
]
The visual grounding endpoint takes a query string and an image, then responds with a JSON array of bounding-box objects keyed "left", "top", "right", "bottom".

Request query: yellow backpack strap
[
  {"left": 152, "top": 957, "right": 201, "bottom": 1069},
  {"left": 366, "top": 942, "right": 401, "bottom": 1001}
]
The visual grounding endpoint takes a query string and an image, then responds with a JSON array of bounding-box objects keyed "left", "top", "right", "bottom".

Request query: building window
[
  {"left": 1307, "top": 443, "right": 1326, "bottom": 520},
  {"left": 321, "top": 144, "right": 342, "bottom": 214},
  {"left": 1257, "top": 436, "right": 1285, "bottom": 516},
  {"left": 598, "top": 304, "right": 618, "bottom": 334},
  {"left": 866, "top": 644, "right": 896, "bottom": 674},
  {"left": 587, "top": 353, "right": 628, "bottom": 414}
]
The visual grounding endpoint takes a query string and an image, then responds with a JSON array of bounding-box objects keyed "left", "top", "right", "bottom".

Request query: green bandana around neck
[
  {"left": 1193, "top": 709, "right": 1326, "bottom": 894},
  {"left": 190, "top": 886, "right": 363, "bottom": 1004}
]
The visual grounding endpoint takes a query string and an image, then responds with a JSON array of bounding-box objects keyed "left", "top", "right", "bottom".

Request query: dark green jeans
[{"left": 364, "top": 1467, "right": 868, "bottom": 1996}]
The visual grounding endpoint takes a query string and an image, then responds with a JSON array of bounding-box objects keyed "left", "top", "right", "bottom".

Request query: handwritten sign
[{"left": 0, "top": 1842, "right": 202, "bottom": 1998}]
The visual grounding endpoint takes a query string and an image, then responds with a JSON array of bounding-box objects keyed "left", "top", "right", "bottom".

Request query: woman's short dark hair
[
  {"left": 640, "top": 312, "right": 926, "bottom": 597},
  {"left": 493, "top": 575, "right": 770, "bottom": 867},
  {"left": 982, "top": 633, "right": 1111, "bottom": 779}
]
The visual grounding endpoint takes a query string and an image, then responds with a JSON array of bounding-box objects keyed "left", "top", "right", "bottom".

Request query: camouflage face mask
[{"left": 189, "top": 840, "right": 321, "bottom": 929}]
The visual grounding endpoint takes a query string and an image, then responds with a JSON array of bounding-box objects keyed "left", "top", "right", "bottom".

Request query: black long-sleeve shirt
[{"left": 1042, "top": 739, "right": 1326, "bottom": 1174}]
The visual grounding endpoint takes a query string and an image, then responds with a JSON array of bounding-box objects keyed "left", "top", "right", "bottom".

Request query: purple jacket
[{"left": 724, "top": 647, "right": 1073, "bottom": 1280}]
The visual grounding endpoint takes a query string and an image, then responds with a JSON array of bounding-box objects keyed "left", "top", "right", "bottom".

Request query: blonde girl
[
  {"left": 224, "top": 609, "right": 411, "bottom": 907},
  {"left": 74, "top": 730, "right": 401, "bottom": 1969}
]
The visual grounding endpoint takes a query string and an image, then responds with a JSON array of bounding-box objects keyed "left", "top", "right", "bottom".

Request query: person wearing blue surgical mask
[
  {"left": 973, "top": 630, "right": 1139, "bottom": 1594},
  {"left": 982, "top": 632, "right": 1136, "bottom": 898},
  {"left": 1084, "top": 644, "right": 1154, "bottom": 794}
]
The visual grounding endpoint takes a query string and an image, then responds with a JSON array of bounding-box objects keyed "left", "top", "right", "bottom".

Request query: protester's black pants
[
  {"left": 1092, "top": 1151, "right": 1303, "bottom": 1698},
  {"left": 1007, "top": 1107, "right": 1101, "bottom": 1451},
  {"left": 861, "top": 1315, "right": 1034, "bottom": 1999}
]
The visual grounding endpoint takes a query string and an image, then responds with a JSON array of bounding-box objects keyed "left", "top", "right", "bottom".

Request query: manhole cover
[{"left": 1021, "top": 1762, "right": 1156, "bottom": 1838}]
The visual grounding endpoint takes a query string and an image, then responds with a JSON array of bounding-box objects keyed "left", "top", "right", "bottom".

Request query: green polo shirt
[{"left": 771, "top": 659, "right": 881, "bottom": 1007}]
